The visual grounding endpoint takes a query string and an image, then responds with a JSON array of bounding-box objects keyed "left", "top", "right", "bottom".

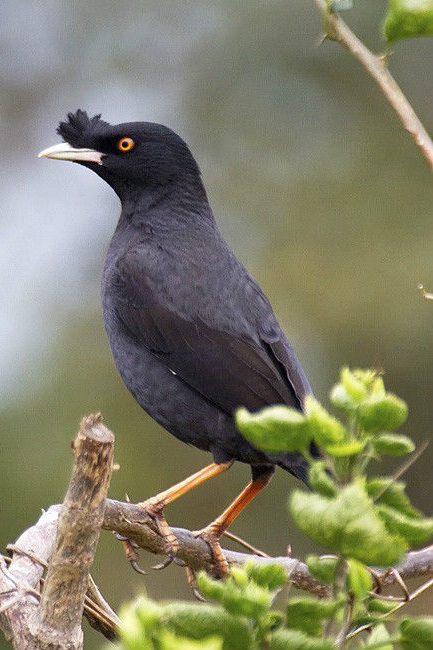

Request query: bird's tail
[
  {"left": 273, "top": 441, "right": 320, "bottom": 485},
  {"left": 273, "top": 452, "right": 309, "bottom": 484}
]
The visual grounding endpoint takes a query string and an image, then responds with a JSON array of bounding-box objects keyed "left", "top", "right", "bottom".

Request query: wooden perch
[
  {"left": 102, "top": 499, "right": 433, "bottom": 593},
  {"left": 0, "top": 415, "right": 115, "bottom": 650}
]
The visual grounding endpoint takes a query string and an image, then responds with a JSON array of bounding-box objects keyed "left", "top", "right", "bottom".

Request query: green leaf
[
  {"left": 165, "top": 603, "right": 253, "bottom": 650},
  {"left": 346, "top": 558, "right": 373, "bottom": 599},
  {"left": 196, "top": 572, "right": 226, "bottom": 603},
  {"left": 366, "top": 477, "right": 421, "bottom": 518},
  {"left": 357, "top": 393, "right": 408, "bottom": 432},
  {"left": 260, "top": 610, "right": 285, "bottom": 633},
  {"left": 370, "top": 376, "right": 386, "bottom": 397},
  {"left": 329, "top": 383, "right": 357, "bottom": 412},
  {"left": 222, "top": 581, "right": 271, "bottom": 619},
  {"left": 286, "top": 596, "right": 344, "bottom": 636},
  {"left": 289, "top": 482, "right": 408, "bottom": 565},
  {"left": 304, "top": 395, "right": 347, "bottom": 448},
  {"left": 120, "top": 604, "right": 153, "bottom": 650},
  {"left": 269, "top": 628, "right": 335, "bottom": 649},
  {"left": 244, "top": 560, "right": 288, "bottom": 590},
  {"left": 376, "top": 504, "right": 433, "bottom": 546},
  {"left": 341, "top": 367, "right": 369, "bottom": 401},
  {"left": 235, "top": 405, "right": 311, "bottom": 453},
  {"left": 371, "top": 433, "right": 415, "bottom": 455},
  {"left": 308, "top": 461, "right": 338, "bottom": 497},
  {"left": 367, "top": 598, "right": 399, "bottom": 614},
  {"left": 384, "top": 0, "right": 433, "bottom": 42},
  {"left": 229, "top": 566, "right": 248, "bottom": 588},
  {"left": 134, "top": 596, "right": 163, "bottom": 631},
  {"left": 306, "top": 554, "right": 338, "bottom": 584},
  {"left": 325, "top": 439, "right": 366, "bottom": 456},
  {"left": 399, "top": 617, "right": 433, "bottom": 648},
  {"left": 365, "top": 623, "right": 393, "bottom": 650},
  {"left": 160, "top": 632, "right": 223, "bottom": 650}
]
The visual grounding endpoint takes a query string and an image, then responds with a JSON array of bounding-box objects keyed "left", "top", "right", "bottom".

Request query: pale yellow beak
[{"left": 38, "top": 142, "right": 103, "bottom": 165}]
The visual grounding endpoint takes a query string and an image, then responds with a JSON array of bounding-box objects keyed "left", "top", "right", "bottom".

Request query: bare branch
[
  {"left": 103, "top": 498, "right": 433, "bottom": 594},
  {"left": 0, "top": 415, "right": 115, "bottom": 649},
  {"left": 314, "top": 0, "right": 433, "bottom": 171}
]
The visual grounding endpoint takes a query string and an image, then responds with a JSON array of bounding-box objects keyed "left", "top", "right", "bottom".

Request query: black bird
[{"left": 39, "top": 110, "right": 312, "bottom": 574}]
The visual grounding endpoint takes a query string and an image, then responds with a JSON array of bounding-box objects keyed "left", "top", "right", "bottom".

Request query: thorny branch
[{"left": 314, "top": 0, "right": 433, "bottom": 171}]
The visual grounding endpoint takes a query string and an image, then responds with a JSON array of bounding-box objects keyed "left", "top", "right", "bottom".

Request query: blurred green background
[{"left": 1, "top": 1, "right": 432, "bottom": 647}]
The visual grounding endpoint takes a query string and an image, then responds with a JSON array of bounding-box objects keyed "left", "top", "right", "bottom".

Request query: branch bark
[
  {"left": 102, "top": 498, "right": 433, "bottom": 592},
  {"left": 313, "top": 0, "right": 433, "bottom": 171},
  {"left": 0, "top": 415, "right": 115, "bottom": 650}
]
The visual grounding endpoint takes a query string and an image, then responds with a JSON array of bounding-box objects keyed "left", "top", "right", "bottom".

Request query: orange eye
[{"left": 117, "top": 137, "right": 134, "bottom": 152}]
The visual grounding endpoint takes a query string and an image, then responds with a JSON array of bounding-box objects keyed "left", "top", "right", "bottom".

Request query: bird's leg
[
  {"left": 137, "top": 461, "right": 233, "bottom": 562},
  {"left": 193, "top": 469, "right": 274, "bottom": 577}
]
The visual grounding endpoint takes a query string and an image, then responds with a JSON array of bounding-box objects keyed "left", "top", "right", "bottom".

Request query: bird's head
[{"left": 39, "top": 110, "right": 202, "bottom": 201}]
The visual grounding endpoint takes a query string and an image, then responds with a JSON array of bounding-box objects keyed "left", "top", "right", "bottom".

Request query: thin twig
[
  {"left": 335, "top": 593, "right": 354, "bottom": 648},
  {"left": 222, "top": 530, "right": 269, "bottom": 557},
  {"left": 372, "top": 440, "right": 429, "bottom": 503},
  {"left": 346, "top": 576, "right": 433, "bottom": 642},
  {"left": 314, "top": 0, "right": 433, "bottom": 170},
  {"left": 1, "top": 555, "right": 120, "bottom": 641}
]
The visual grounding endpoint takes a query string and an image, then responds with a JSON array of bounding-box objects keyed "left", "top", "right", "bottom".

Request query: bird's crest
[{"left": 57, "top": 110, "right": 109, "bottom": 148}]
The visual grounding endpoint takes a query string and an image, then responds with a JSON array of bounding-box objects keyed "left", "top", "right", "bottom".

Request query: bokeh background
[{"left": 1, "top": 1, "right": 432, "bottom": 647}]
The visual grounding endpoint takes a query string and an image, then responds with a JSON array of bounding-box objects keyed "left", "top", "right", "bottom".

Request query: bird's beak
[{"left": 38, "top": 142, "right": 104, "bottom": 165}]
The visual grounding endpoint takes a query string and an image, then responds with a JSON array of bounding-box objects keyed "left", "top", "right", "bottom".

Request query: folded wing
[{"left": 112, "top": 250, "right": 310, "bottom": 416}]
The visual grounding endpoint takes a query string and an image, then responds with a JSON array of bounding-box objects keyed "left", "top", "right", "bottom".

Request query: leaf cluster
[
  {"left": 116, "top": 561, "right": 334, "bottom": 649},
  {"left": 116, "top": 370, "right": 433, "bottom": 648}
]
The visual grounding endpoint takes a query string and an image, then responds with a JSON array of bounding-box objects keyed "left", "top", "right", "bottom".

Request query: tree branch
[
  {"left": 0, "top": 415, "right": 115, "bottom": 649},
  {"left": 102, "top": 498, "right": 433, "bottom": 591},
  {"left": 314, "top": 0, "right": 433, "bottom": 171}
]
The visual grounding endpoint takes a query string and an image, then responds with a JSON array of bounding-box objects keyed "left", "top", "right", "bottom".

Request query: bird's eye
[{"left": 117, "top": 137, "right": 135, "bottom": 152}]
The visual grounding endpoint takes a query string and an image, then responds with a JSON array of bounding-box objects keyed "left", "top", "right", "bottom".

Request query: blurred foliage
[
  {"left": 115, "top": 371, "right": 433, "bottom": 648},
  {"left": 384, "top": 0, "right": 433, "bottom": 42},
  {"left": 0, "top": 1, "right": 432, "bottom": 649}
]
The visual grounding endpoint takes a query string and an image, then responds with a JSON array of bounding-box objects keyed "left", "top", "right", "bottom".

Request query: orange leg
[
  {"left": 137, "top": 462, "right": 233, "bottom": 557},
  {"left": 194, "top": 470, "right": 274, "bottom": 576}
]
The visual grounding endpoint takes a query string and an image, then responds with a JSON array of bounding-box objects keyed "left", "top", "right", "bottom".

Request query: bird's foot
[
  {"left": 193, "top": 523, "right": 229, "bottom": 578},
  {"left": 113, "top": 532, "right": 146, "bottom": 575},
  {"left": 138, "top": 497, "right": 179, "bottom": 569},
  {"left": 185, "top": 566, "right": 207, "bottom": 601}
]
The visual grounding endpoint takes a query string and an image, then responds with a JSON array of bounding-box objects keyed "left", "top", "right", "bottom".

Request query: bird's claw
[
  {"left": 193, "top": 526, "right": 229, "bottom": 578},
  {"left": 152, "top": 551, "right": 187, "bottom": 570},
  {"left": 186, "top": 567, "right": 206, "bottom": 601},
  {"left": 152, "top": 550, "right": 177, "bottom": 570},
  {"left": 138, "top": 499, "right": 180, "bottom": 566},
  {"left": 130, "top": 559, "right": 147, "bottom": 575},
  {"left": 114, "top": 531, "right": 146, "bottom": 574}
]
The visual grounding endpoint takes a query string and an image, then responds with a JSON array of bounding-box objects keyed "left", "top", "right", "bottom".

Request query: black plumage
[{"left": 39, "top": 110, "right": 313, "bottom": 572}]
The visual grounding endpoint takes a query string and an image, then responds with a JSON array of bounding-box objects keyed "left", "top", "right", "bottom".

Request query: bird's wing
[{"left": 111, "top": 251, "right": 309, "bottom": 415}]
